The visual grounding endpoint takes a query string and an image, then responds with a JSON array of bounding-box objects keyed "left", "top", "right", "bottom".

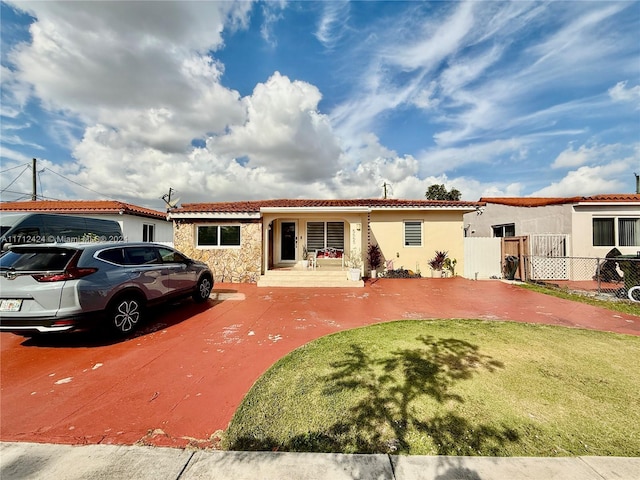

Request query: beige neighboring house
[
  {"left": 464, "top": 194, "right": 640, "bottom": 258},
  {"left": 168, "top": 198, "right": 482, "bottom": 286},
  {"left": 0, "top": 200, "right": 173, "bottom": 244}
]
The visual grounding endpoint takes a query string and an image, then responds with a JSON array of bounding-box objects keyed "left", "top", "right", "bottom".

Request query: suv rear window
[
  {"left": 0, "top": 248, "right": 76, "bottom": 271},
  {"left": 97, "top": 248, "right": 126, "bottom": 265}
]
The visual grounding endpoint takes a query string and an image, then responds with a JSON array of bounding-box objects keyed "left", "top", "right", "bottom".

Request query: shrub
[{"left": 428, "top": 250, "right": 448, "bottom": 271}]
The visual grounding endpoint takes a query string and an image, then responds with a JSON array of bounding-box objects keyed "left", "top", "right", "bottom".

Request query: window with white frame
[
  {"left": 404, "top": 221, "right": 422, "bottom": 247},
  {"left": 142, "top": 223, "right": 155, "bottom": 242},
  {"left": 492, "top": 223, "right": 515, "bottom": 238},
  {"left": 593, "top": 217, "right": 639, "bottom": 247},
  {"left": 197, "top": 225, "right": 241, "bottom": 247}
]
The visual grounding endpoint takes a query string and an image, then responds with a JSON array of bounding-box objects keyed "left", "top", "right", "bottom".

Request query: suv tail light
[{"left": 32, "top": 252, "right": 97, "bottom": 282}]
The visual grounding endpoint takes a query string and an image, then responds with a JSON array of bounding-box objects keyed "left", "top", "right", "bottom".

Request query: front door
[{"left": 281, "top": 222, "right": 296, "bottom": 261}]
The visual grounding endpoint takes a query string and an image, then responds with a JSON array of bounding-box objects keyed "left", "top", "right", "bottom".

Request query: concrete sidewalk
[{"left": 1, "top": 442, "right": 638, "bottom": 480}]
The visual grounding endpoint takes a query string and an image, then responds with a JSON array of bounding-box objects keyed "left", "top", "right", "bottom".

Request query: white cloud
[
  {"left": 417, "top": 138, "right": 529, "bottom": 176},
  {"left": 260, "top": 1, "right": 287, "bottom": 47},
  {"left": 552, "top": 142, "right": 637, "bottom": 170},
  {"left": 210, "top": 72, "right": 341, "bottom": 182},
  {"left": 315, "top": 1, "right": 350, "bottom": 49},
  {"left": 0, "top": 148, "right": 31, "bottom": 164},
  {"left": 609, "top": 81, "right": 640, "bottom": 108},
  {"left": 8, "top": 1, "right": 249, "bottom": 117},
  {"left": 389, "top": 2, "right": 476, "bottom": 71},
  {"left": 532, "top": 160, "right": 634, "bottom": 197},
  {"left": 552, "top": 144, "right": 599, "bottom": 169}
]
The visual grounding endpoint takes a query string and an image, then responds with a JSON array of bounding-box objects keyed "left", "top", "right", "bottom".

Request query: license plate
[{"left": 0, "top": 299, "right": 23, "bottom": 312}]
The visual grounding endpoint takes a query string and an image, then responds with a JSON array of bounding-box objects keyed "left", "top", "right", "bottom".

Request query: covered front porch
[{"left": 258, "top": 207, "right": 368, "bottom": 287}]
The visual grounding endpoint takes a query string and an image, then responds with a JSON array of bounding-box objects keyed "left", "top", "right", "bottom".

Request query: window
[
  {"left": 404, "top": 221, "right": 422, "bottom": 247},
  {"left": 0, "top": 247, "right": 75, "bottom": 271},
  {"left": 593, "top": 218, "right": 615, "bottom": 246},
  {"left": 492, "top": 224, "right": 515, "bottom": 238},
  {"left": 157, "top": 247, "right": 187, "bottom": 263},
  {"left": 97, "top": 248, "right": 126, "bottom": 265},
  {"left": 143, "top": 224, "right": 155, "bottom": 242},
  {"left": 593, "top": 217, "right": 640, "bottom": 247},
  {"left": 306, "top": 222, "right": 344, "bottom": 251},
  {"left": 124, "top": 247, "right": 161, "bottom": 265},
  {"left": 197, "top": 225, "right": 241, "bottom": 247},
  {"left": 619, "top": 218, "right": 640, "bottom": 247}
]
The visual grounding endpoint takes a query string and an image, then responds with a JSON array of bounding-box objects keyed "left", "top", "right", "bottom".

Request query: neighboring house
[
  {"left": 168, "top": 198, "right": 481, "bottom": 285},
  {"left": 0, "top": 200, "right": 172, "bottom": 244},
  {"left": 464, "top": 194, "right": 640, "bottom": 258}
]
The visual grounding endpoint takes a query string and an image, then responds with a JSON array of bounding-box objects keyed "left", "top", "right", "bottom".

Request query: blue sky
[{"left": 1, "top": 1, "right": 639, "bottom": 209}]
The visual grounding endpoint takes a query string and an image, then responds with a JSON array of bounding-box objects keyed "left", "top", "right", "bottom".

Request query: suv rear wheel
[{"left": 109, "top": 295, "right": 144, "bottom": 335}]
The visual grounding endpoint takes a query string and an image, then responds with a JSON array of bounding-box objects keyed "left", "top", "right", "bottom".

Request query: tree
[{"left": 425, "top": 184, "right": 462, "bottom": 201}]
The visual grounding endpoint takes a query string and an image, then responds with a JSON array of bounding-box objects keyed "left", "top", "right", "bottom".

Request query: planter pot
[
  {"left": 301, "top": 260, "right": 309, "bottom": 269},
  {"left": 431, "top": 269, "right": 443, "bottom": 278},
  {"left": 371, "top": 269, "right": 378, "bottom": 279},
  {"left": 349, "top": 268, "right": 361, "bottom": 281}
]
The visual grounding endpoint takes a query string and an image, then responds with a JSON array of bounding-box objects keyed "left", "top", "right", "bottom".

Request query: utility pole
[{"left": 32, "top": 158, "right": 37, "bottom": 201}]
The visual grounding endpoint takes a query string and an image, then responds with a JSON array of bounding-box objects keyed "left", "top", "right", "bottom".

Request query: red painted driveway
[{"left": 1, "top": 278, "right": 638, "bottom": 448}]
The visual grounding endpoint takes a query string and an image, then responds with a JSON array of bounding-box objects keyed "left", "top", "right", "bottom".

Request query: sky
[{"left": 1, "top": 1, "right": 639, "bottom": 210}]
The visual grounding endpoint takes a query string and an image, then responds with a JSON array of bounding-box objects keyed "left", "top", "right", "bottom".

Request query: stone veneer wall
[{"left": 173, "top": 220, "right": 262, "bottom": 283}]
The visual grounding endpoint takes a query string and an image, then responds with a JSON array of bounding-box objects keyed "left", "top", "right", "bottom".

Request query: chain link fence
[{"left": 525, "top": 255, "right": 640, "bottom": 302}]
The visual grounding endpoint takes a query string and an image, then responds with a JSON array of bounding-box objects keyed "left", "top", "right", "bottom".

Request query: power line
[
  {"left": 43, "top": 167, "right": 117, "bottom": 200},
  {"left": 0, "top": 162, "right": 31, "bottom": 175},
  {"left": 2, "top": 159, "right": 120, "bottom": 202},
  {"left": 0, "top": 164, "right": 31, "bottom": 194},
  {"left": 0, "top": 188, "right": 62, "bottom": 201}
]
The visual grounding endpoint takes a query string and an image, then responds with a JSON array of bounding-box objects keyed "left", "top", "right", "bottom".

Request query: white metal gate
[
  {"left": 529, "top": 234, "right": 570, "bottom": 280},
  {"left": 463, "top": 237, "right": 501, "bottom": 279}
]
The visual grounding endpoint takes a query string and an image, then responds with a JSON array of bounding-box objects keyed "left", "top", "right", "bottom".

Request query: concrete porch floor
[{"left": 258, "top": 262, "right": 363, "bottom": 287}]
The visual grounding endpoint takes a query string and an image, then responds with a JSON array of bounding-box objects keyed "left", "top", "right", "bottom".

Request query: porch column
[
  {"left": 350, "top": 221, "right": 364, "bottom": 275},
  {"left": 262, "top": 215, "right": 272, "bottom": 274}
]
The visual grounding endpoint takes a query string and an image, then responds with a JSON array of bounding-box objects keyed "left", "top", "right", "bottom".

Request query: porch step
[{"left": 257, "top": 269, "right": 364, "bottom": 288}]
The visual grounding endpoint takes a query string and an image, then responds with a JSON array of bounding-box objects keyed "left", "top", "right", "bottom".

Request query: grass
[
  {"left": 518, "top": 282, "right": 640, "bottom": 317},
  {"left": 223, "top": 320, "right": 640, "bottom": 456}
]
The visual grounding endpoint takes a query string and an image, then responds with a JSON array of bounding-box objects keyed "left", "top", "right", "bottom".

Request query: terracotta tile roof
[
  {"left": 480, "top": 194, "right": 640, "bottom": 207},
  {"left": 581, "top": 194, "right": 640, "bottom": 202},
  {"left": 0, "top": 200, "right": 167, "bottom": 219},
  {"left": 174, "top": 198, "right": 483, "bottom": 213}
]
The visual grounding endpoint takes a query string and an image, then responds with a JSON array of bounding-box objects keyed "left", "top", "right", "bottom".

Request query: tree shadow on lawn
[{"left": 230, "top": 335, "right": 521, "bottom": 455}]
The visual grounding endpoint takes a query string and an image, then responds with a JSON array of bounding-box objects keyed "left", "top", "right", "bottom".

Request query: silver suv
[{"left": 0, "top": 242, "right": 213, "bottom": 336}]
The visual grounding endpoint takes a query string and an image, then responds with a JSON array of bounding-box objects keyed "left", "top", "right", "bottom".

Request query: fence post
[{"left": 596, "top": 258, "right": 601, "bottom": 294}]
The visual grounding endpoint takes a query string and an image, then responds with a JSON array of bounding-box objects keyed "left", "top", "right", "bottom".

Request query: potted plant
[
  {"left": 428, "top": 250, "right": 448, "bottom": 278},
  {"left": 345, "top": 248, "right": 363, "bottom": 281},
  {"left": 443, "top": 257, "right": 457, "bottom": 277},
  {"left": 367, "top": 243, "right": 382, "bottom": 278},
  {"left": 301, "top": 245, "right": 309, "bottom": 269}
]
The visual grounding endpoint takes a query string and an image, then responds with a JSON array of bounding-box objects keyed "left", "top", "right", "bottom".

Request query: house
[
  {"left": 463, "top": 194, "right": 640, "bottom": 258},
  {"left": 168, "top": 198, "right": 482, "bottom": 286},
  {"left": 0, "top": 200, "right": 173, "bottom": 244}
]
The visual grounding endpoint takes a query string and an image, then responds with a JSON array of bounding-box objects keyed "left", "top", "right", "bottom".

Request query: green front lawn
[
  {"left": 518, "top": 282, "right": 640, "bottom": 317},
  {"left": 223, "top": 320, "right": 640, "bottom": 456}
]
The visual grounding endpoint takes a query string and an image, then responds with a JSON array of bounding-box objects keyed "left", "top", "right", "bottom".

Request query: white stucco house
[
  {"left": 0, "top": 200, "right": 173, "bottom": 244},
  {"left": 463, "top": 194, "right": 640, "bottom": 258}
]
